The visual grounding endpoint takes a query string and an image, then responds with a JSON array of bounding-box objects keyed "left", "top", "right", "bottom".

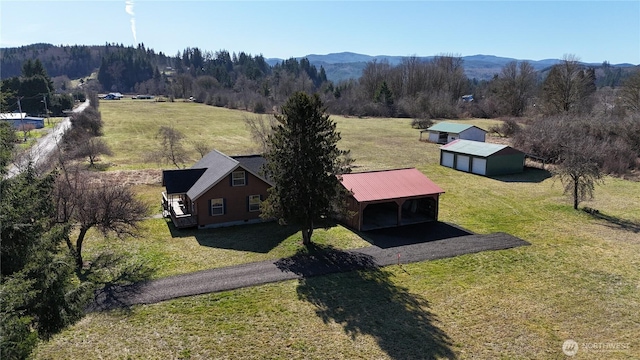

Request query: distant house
[
  {"left": 440, "top": 139, "right": 525, "bottom": 176},
  {"left": 0, "top": 113, "right": 45, "bottom": 129},
  {"left": 339, "top": 168, "right": 444, "bottom": 231},
  {"left": 162, "top": 149, "right": 272, "bottom": 229},
  {"left": 420, "top": 122, "right": 486, "bottom": 144}
]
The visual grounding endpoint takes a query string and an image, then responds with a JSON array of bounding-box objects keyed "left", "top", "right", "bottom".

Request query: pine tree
[{"left": 262, "top": 92, "right": 352, "bottom": 246}]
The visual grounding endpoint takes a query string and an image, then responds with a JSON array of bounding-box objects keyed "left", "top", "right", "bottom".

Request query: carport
[{"left": 339, "top": 168, "right": 445, "bottom": 231}]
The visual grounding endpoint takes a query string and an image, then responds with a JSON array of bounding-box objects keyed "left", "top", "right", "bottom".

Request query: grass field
[{"left": 33, "top": 100, "right": 640, "bottom": 359}]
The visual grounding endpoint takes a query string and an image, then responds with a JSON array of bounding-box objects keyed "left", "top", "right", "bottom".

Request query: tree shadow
[
  {"left": 275, "top": 245, "right": 457, "bottom": 359},
  {"left": 83, "top": 250, "right": 156, "bottom": 312},
  {"left": 166, "top": 219, "right": 298, "bottom": 253},
  {"left": 357, "top": 221, "right": 474, "bottom": 249},
  {"left": 489, "top": 167, "right": 552, "bottom": 183},
  {"left": 583, "top": 208, "right": 640, "bottom": 233}
]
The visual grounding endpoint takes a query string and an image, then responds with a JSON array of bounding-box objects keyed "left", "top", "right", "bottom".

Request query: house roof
[
  {"left": 162, "top": 149, "right": 271, "bottom": 200},
  {"left": 441, "top": 139, "right": 521, "bottom": 157},
  {"left": 186, "top": 150, "right": 243, "bottom": 200},
  {"left": 0, "top": 113, "right": 26, "bottom": 120},
  {"left": 424, "top": 122, "right": 485, "bottom": 134},
  {"left": 340, "top": 168, "right": 444, "bottom": 203},
  {"left": 233, "top": 155, "right": 267, "bottom": 178},
  {"left": 163, "top": 168, "right": 207, "bottom": 194}
]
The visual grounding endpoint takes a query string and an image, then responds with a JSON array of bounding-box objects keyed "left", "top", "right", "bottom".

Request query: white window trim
[
  {"left": 232, "top": 171, "right": 246, "bottom": 186},
  {"left": 211, "top": 198, "right": 224, "bottom": 216},
  {"left": 248, "top": 195, "right": 261, "bottom": 212}
]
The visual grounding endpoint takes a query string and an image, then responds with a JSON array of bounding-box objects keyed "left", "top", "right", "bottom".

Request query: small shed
[
  {"left": 420, "top": 122, "right": 486, "bottom": 144},
  {"left": 440, "top": 139, "right": 525, "bottom": 176},
  {"left": 339, "top": 168, "right": 444, "bottom": 231}
]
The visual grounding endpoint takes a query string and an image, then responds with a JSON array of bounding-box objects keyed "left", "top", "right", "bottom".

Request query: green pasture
[{"left": 33, "top": 100, "right": 639, "bottom": 359}]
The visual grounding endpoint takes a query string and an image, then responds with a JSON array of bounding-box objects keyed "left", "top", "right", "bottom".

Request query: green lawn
[{"left": 33, "top": 101, "right": 640, "bottom": 359}]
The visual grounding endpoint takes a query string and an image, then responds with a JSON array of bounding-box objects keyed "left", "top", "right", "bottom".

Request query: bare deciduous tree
[
  {"left": 54, "top": 164, "right": 149, "bottom": 269},
  {"left": 72, "top": 136, "right": 113, "bottom": 167},
  {"left": 243, "top": 114, "right": 276, "bottom": 153},
  {"left": 541, "top": 55, "right": 596, "bottom": 115},
  {"left": 149, "top": 126, "right": 189, "bottom": 168},
  {"left": 192, "top": 140, "right": 211, "bottom": 159},
  {"left": 555, "top": 139, "right": 604, "bottom": 210},
  {"left": 619, "top": 68, "right": 640, "bottom": 114},
  {"left": 495, "top": 61, "right": 537, "bottom": 116}
]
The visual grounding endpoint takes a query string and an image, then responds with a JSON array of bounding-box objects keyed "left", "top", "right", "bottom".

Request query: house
[
  {"left": 420, "top": 122, "right": 486, "bottom": 144},
  {"left": 0, "top": 113, "right": 45, "bottom": 129},
  {"left": 162, "top": 149, "right": 272, "bottom": 229},
  {"left": 440, "top": 139, "right": 525, "bottom": 176},
  {"left": 339, "top": 168, "right": 444, "bottom": 231}
]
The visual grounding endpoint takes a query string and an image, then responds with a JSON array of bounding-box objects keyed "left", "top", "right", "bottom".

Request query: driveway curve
[{"left": 89, "top": 231, "right": 529, "bottom": 312}]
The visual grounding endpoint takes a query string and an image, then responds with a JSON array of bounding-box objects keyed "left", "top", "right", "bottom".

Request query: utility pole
[
  {"left": 17, "top": 96, "right": 26, "bottom": 142},
  {"left": 42, "top": 94, "right": 50, "bottom": 126}
]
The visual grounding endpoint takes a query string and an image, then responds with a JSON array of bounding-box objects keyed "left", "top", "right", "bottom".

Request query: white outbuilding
[{"left": 420, "top": 122, "right": 487, "bottom": 144}]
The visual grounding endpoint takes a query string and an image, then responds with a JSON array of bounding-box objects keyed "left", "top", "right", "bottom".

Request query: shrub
[
  {"left": 411, "top": 118, "right": 434, "bottom": 129},
  {"left": 489, "top": 118, "right": 522, "bottom": 137}
]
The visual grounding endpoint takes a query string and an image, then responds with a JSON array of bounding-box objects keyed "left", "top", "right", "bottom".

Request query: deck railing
[{"left": 162, "top": 192, "right": 197, "bottom": 228}]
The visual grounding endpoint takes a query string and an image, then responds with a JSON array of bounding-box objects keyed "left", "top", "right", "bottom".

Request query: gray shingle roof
[{"left": 186, "top": 149, "right": 240, "bottom": 200}]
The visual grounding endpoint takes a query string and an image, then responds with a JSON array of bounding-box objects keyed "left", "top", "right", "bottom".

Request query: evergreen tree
[
  {"left": 1, "top": 168, "right": 91, "bottom": 359},
  {"left": 262, "top": 92, "right": 352, "bottom": 246}
]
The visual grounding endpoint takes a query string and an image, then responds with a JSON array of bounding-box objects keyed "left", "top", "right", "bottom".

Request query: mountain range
[{"left": 266, "top": 52, "right": 637, "bottom": 82}]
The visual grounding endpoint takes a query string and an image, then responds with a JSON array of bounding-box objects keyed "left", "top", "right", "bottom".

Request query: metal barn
[{"left": 440, "top": 139, "right": 525, "bottom": 176}]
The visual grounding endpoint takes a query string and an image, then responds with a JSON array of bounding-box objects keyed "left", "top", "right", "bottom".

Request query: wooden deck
[{"left": 162, "top": 192, "right": 197, "bottom": 229}]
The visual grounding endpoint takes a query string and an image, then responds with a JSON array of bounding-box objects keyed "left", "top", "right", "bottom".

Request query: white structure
[{"left": 420, "top": 122, "right": 487, "bottom": 144}]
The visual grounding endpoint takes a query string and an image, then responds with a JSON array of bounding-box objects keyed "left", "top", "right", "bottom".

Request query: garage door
[
  {"left": 441, "top": 152, "right": 454, "bottom": 168},
  {"left": 456, "top": 155, "right": 470, "bottom": 172},
  {"left": 471, "top": 157, "right": 487, "bottom": 175}
]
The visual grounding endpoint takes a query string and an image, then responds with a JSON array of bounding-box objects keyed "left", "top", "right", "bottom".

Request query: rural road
[
  {"left": 89, "top": 231, "right": 529, "bottom": 312},
  {"left": 6, "top": 99, "right": 90, "bottom": 178}
]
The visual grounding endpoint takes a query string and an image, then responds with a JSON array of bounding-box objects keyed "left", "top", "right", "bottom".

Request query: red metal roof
[{"left": 340, "top": 168, "right": 444, "bottom": 203}]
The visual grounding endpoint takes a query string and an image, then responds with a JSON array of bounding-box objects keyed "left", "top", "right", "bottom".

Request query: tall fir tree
[{"left": 262, "top": 92, "right": 351, "bottom": 245}]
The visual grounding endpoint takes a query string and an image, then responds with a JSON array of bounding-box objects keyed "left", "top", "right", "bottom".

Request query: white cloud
[{"left": 125, "top": 0, "right": 137, "bottom": 43}]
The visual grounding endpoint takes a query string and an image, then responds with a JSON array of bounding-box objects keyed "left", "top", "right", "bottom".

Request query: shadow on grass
[
  {"left": 357, "top": 221, "right": 473, "bottom": 249},
  {"left": 83, "top": 250, "right": 156, "bottom": 312},
  {"left": 489, "top": 167, "right": 552, "bottom": 183},
  {"left": 583, "top": 208, "right": 640, "bottom": 233},
  {"left": 166, "top": 220, "right": 299, "bottom": 253},
  {"left": 276, "top": 244, "right": 456, "bottom": 359}
]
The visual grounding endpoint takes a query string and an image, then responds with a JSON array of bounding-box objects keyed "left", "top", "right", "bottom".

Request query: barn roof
[
  {"left": 425, "top": 122, "right": 485, "bottom": 134},
  {"left": 340, "top": 168, "right": 444, "bottom": 203},
  {"left": 441, "top": 139, "right": 522, "bottom": 157}
]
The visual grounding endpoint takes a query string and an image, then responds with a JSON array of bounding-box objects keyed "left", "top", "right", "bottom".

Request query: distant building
[
  {"left": 440, "top": 139, "right": 525, "bottom": 176},
  {"left": 420, "top": 122, "right": 486, "bottom": 144},
  {"left": 0, "top": 113, "right": 45, "bottom": 129}
]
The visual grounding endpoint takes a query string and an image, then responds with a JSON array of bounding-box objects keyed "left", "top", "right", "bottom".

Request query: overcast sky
[{"left": 1, "top": 1, "right": 639, "bottom": 64}]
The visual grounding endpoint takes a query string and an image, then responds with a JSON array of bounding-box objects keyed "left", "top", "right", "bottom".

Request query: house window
[
  {"left": 248, "top": 195, "right": 261, "bottom": 212},
  {"left": 211, "top": 198, "right": 224, "bottom": 216},
  {"left": 232, "top": 171, "right": 246, "bottom": 186}
]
